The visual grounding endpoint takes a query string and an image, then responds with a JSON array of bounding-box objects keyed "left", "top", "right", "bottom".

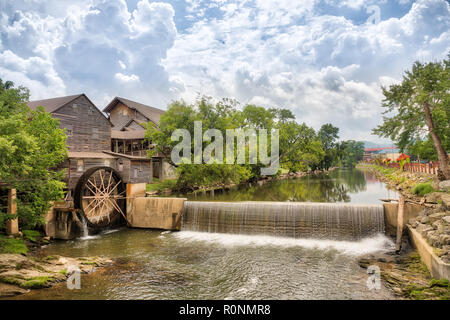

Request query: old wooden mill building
[{"left": 27, "top": 94, "right": 175, "bottom": 228}]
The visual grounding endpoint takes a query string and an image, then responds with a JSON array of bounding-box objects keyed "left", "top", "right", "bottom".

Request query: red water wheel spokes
[{"left": 74, "top": 166, "right": 126, "bottom": 228}]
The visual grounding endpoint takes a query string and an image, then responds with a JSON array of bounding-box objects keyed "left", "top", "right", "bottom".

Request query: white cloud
[
  {"left": 0, "top": 50, "right": 66, "bottom": 98},
  {"left": 164, "top": 0, "right": 450, "bottom": 140},
  {"left": 0, "top": 0, "right": 179, "bottom": 108},
  {"left": 115, "top": 72, "right": 140, "bottom": 83},
  {"left": 0, "top": 0, "right": 448, "bottom": 142}
]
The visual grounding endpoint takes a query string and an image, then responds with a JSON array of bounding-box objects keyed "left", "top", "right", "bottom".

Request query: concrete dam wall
[{"left": 181, "top": 201, "right": 385, "bottom": 241}]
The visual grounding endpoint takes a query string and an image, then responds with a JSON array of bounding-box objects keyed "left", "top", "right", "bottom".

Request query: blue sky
[{"left": 0, "top": 0, "right": 449, "bottom": 142}]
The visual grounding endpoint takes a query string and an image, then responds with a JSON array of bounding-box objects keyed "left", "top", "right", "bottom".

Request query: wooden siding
[
  {"left": 109, "top": 102, "right": 148, "bottom": 130},
  {"left": 60, "top": 156, "right": 151, "bottom": 190},
  {"left": 59, "top": 158, "right": 117, "bottom": 190},
  {"left": 54, "top": 95, "right": 111, "bottom": 153},
  {"left": 115, "top": 157, "right": 152, "bottom": 185},
  {"left": 128, "top": 160, "right": 152, "bottom": 184}
]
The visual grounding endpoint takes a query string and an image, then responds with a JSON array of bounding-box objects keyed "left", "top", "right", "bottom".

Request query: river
[{"left": 15, "top": 168, "right": 399, "bottom": 300}]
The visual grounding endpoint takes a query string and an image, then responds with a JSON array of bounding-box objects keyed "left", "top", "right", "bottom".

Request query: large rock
[
  {"left": 416, "top": 223, "right": 433, "bottom": 237},
  {"left": 421, "top": 216, "right": 430, "bottom": 224},
  {"left": 429, "top": 212, "right": 446, "bottom": 223},
  {"left": 425, "top": 192, "right": 442, "bottom": 203},
  {"left": 408, "top": 218, "right": 419, "bottom": 228},
  {"left": 432, "top": 220, "right": 445, "bottom": 232},
  {"left": 441, "top": 194, "right": 450, "bottom": 210},
  {"left": 438, "top": 180, "right": 450, "bottom": 192},
  {"left": 425, "top": 229, "right": 440, "bottom": 247},
  {"left": 439, "top": 234, "right": 450, "bottom": 246}
]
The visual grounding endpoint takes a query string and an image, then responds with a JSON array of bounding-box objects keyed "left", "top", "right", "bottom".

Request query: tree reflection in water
[{"left": 181, "top": 168, "right": 377, "bottom": 203}]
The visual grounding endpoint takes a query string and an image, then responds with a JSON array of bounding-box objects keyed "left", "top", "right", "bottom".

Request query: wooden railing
[{"left": 379, "top": 161, "right": 439, "bottom": 175}]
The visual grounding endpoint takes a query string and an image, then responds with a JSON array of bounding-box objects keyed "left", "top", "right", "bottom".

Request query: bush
[
  {"left": 22, "top": 230, "right": 41, "bottom": 242},
  {"left": 146, "top": 179, "right": 178, "bottom": 192},
  {"left": 412, "top": 183, "right": 435, "bottom": 196}
]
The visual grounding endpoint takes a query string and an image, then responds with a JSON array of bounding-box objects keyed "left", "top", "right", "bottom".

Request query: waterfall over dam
[{"left": 181, "top": 201, "right": 385, "bottom": 241}]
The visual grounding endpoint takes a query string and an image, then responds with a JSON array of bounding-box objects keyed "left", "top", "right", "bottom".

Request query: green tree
[
  {"left": 0, "top": 80, "right": 68, "bottom": 228},
  {"left": 145, "top": 96, "right": 327, "bottom": 189},
  {"left": 408, "top": 138, "right": 439, "bottom": 161},
  {"left": 373, "top": 55, "right": 450, "bottom": 180},
  {"left": 339, "top": 140, "right": 365, "bottom": 168},
  {"left": 318, "top": 123, "right": 339, "bottom": 170},
  {"left": 277, "top": 121, "right": 324, "bottom": 172}
]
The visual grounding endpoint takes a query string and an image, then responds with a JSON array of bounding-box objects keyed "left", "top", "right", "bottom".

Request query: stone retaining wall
[{"left": 407, "top": 226, "right": 450, "bottom": 280}]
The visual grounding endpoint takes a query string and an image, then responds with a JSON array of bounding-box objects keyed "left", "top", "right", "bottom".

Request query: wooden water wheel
[{"left": 74, "top": 166, "right": 126, "bottom": 228}]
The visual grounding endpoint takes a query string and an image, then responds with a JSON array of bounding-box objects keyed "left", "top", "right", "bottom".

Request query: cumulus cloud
[
  {"left": 164, "top": 0, "right": 450, "bottom": 140},
  {"left": 0, "top": 0, "right": 448, "bottom": 142},
  {"left": 115, "top": 73, "right": 140, "bottom": 83},
  {"left": 0, "top": 0, "right": 179, "bottom": 107},
  {"left": 0, "top": 50, "right": 66, "bottom": 98}
]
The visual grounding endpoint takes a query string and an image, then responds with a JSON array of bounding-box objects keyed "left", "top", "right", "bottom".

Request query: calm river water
[{"left": 14, "top": 168, "right": 399, "bottom": 300}]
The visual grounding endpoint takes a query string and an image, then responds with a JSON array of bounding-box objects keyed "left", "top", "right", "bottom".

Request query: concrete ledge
[
  {"left": 127, "top": 197, "right": 186, "bottom": 230},
  {"left": 407, "top": 226, "right": 450, "bottom": 280},
  {"left": 383, "top": 203, "right": 423, "bottom": 237}
]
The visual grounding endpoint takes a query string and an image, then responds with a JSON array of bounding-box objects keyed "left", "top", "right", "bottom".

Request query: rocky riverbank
[
  {"left": 357, "top": 164, "right": 450, "bottom": 299},
  {"left": 357, "top": 164, "right": 444, "bottom": 201},
  {"left": 0, "top": 253, "right": 112, "bottom": 298},
  {"left": 359, "top": 249, "right": 449, "bottom": 300},
  {"left": 406, "top": 203, "right": 450, "bottom": 263},
  {"left": 359, "top": 164, "right": 450, "bottom": 262}
]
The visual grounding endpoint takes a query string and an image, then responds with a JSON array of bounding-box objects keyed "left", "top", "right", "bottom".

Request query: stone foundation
[{"left": 45, "top": 208, "right": 84, "bottom": 240}]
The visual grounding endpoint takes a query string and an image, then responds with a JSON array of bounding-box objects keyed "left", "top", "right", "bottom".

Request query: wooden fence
[{"left": 380, "top": 162, "right": 439, "bottom": 175}]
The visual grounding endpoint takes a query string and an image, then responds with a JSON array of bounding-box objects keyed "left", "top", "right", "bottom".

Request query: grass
[
  {"left": 22, "top": 276, "right": 53, "bottom": 289},
  {"left": 146, "top": 179, "right": 177, "bottom": 192},
  {"left": 0, "top": 276, "right": 22, "bottom": 286},
  {"left": 0, "top": 274, "right": 54, "bottom": 289},
  {"left": 400, "top": 253, "right": 450, "bottom": 300},
  {"left": 412, "top": 183, "right": 435, "bottom": 196},
  {"left": 0, "top": 234, "right": 28, "bottom": 255},
  {"left": 405, "top": 279, "right": 450, "bottom": 300},
  {"left": 406, "top": 252, "right": 430, "bottom": 276},
  {"left": 22, "top": 230, "right": 42, "bottom": 243}
]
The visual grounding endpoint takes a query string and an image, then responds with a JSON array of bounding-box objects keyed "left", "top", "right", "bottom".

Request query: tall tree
[
  {"left": 145, "top": 96, "right": 327, "bottom": 188},
  {"left": 339, "top": 140, "right": 365, "bottom": 168},
  {"left": 373, "top": 55, "right": 450, "bottom": 180},
  {"left": 318, "top": 123, "right": 339, "bottom": 170},
  {"left": 0, "top": 79, "right": 68, "bottom": 228},
  {"left": 277, "top": 121, "right": 324, "bottom": 172}
]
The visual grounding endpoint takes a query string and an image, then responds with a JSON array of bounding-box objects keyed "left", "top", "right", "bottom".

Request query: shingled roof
[
  {"left": 27, "top": 94, "right": 82, "bottom": 113},
  {"left": 27, "top": 93, "right": 112, "bottom": 124},
  {"left": 103, "top": 97, "right": 165, "bottom": 125},
  {"left": 111, "top": 130, "right": 146, "bottom": 140}
]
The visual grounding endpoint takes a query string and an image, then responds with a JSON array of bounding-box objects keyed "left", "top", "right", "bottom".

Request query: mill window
[
  {"left": 66, "top": 125, "right": 73, "bottom": 136},
  {"left": 77, "top": 160, "right": 84, "bottom": 172}
]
